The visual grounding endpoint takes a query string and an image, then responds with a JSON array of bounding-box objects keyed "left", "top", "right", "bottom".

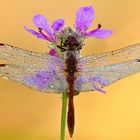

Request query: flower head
[{"left": 25, "top": 6, "right": 112, "bottom": 57}]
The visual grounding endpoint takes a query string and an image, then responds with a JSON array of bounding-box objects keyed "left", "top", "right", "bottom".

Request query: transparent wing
[
  {"left": 78, "top": 43, "right": 140, "bottom": 68},
  {"left": 0, "top": 64, "right": 68, "bottom": 93},
  {"left": 75, "top": 59, "right": 140, "bottom": 92},
  {"left": 0, "top": 43, "right": 64, "bottom": 72},
  {"left": 0, "top": 43, "right": 68, "bottom": 93}
]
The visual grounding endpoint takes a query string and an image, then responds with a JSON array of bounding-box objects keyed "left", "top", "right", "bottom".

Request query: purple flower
[
  {"left": 75, "top": 6, "right": 112, "bottom": 38},
  {"left": 25, "top": 15, "right": 64, "bottom": 42},
  {"left": 24, "top": 5, "right": 112, "bottom": 55}
]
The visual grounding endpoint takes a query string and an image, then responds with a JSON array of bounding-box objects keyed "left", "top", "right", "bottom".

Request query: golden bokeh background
[{"left": 0, "top": 0, "right": 140, "bottom": 140}]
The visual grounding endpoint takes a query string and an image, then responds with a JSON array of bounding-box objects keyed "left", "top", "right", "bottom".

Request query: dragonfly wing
[
  {"left": 0, "top": 64, "right": 68, "bottom": 93},
  {"left": 0, "top": 43, "right": 64, "bottom": 72},
  {"left": 78, "top": 43, "right": 140, "bottom": 67},
  {"left": 75, "top": 59, "right": 140, "bottom": 92}
]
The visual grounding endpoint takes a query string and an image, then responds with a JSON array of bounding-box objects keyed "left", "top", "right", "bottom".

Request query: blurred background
[{"left": 0, "top": 0, "right": 140, "bottom": 140}]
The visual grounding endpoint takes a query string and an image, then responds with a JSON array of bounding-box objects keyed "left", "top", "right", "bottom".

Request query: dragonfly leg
[
  {"left": 57, "top": 45, "right": 67, "bottom": 52},
  {"left": 74, "top": 90, "right": 80, "bottom": 96},
  {"left": 76, "top": 45, "right": 82, "bottom": 50}
]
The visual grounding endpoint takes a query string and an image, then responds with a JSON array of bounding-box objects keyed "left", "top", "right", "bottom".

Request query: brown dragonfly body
[
  {"left": 65, "top": 51, "right": 77, "bottom": 137},
  {"left": 63, "top": 36, "right": 80, "bottom": 137}
]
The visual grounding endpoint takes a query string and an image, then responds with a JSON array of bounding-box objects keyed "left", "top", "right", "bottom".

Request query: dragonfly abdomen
[
  {"left": 65, "top": 50, "right": 78, "bottom": 137},
  {"left": 67, "top": 74, "right": 75, "bottom": 137}
]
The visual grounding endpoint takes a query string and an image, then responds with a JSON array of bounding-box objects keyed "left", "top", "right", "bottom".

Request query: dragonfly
[
  {"left": 1, "top": 42, "right": 140, "bottom": 136},
  {"left": 1, "top": 6, "right": 140, "bottom": 137}
]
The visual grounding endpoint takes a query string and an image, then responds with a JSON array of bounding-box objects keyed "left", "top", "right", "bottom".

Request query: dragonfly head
[
  {"left": 56, "top": 27, "right": 84, "bottom": 52},
  {"left": 64, "top": 35, "right": 79, "bottom": 49}
]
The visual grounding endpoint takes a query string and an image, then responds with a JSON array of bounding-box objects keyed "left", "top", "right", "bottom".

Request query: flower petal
[
  {"left": 75, "top": 6, "right": 94, "bottom": 31},
  {"left": 86, "top": 29, "right": 113, "bottom": 38},
  {"left": 24, "top": 26, "right": 48, "bottom": 40},
  {"left": 33, "top": 15, "right": 53, "bottom": 37},
  {"left": 52, "top": 19, "right": 64, "bottom": 31}
]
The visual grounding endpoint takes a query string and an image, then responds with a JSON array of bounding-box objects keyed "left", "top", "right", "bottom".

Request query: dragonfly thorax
[
  {"left": 65, "top": 50, "right": 78, "bottom": 76},
  {"left": 64, "top": 50, "right": 80, "bottom": 60}
]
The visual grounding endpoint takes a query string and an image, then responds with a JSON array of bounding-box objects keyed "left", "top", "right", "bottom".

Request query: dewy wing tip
[
  {"left": 0, "top": 64, "right": 6, "bottom": 67},
  {"left": 0, "top": 43, "right": 4, "bottom": 46}
]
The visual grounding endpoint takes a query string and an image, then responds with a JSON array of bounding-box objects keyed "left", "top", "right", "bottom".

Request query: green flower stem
[{"left": 60, "top": 92, "right": 68, "bottom": 140}]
